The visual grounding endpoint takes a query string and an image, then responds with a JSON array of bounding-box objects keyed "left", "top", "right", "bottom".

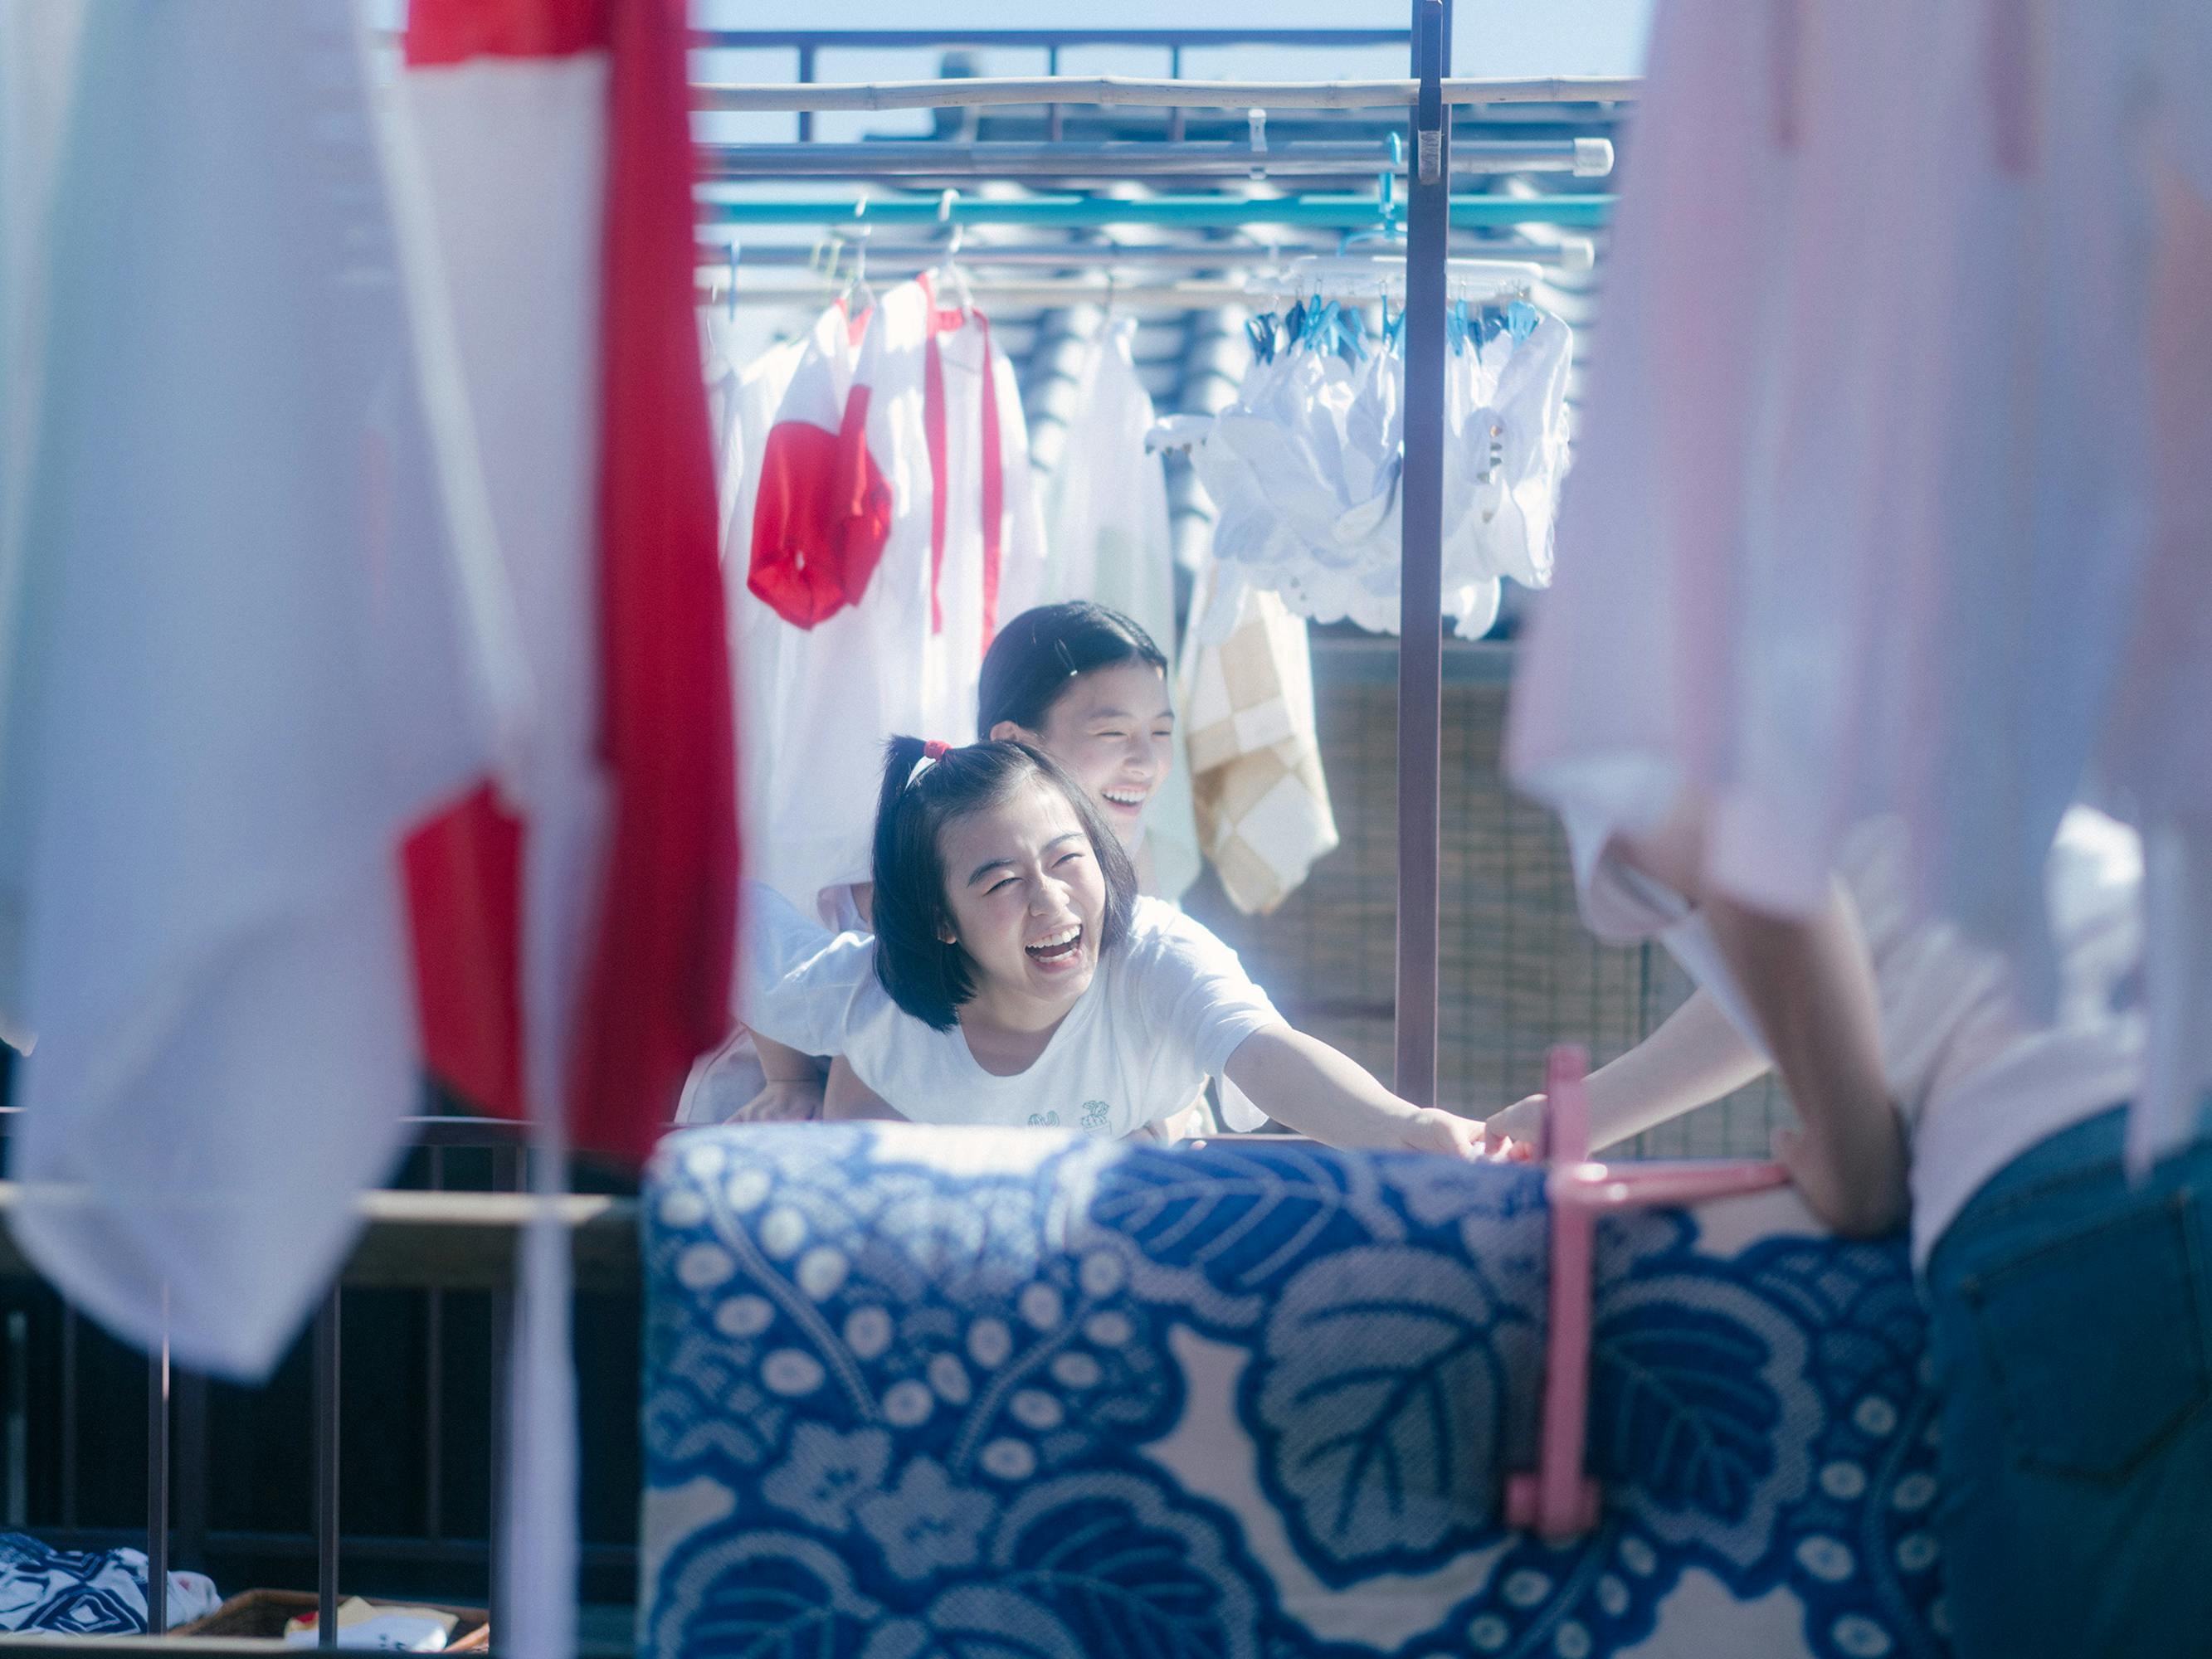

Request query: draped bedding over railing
[{"left": 641, "top": 1126, "right": 1946, "bottom": 1659}]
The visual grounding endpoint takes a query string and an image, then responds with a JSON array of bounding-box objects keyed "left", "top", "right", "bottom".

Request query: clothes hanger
[
  {"left": 931, "top": 188, "right": 977, "bottom": 315},
  {"left": 839, "top": 197, "right": 879, "bottom": 315}
]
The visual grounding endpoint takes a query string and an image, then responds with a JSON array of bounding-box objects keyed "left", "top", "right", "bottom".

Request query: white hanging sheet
[
  {"left": 0, "top": 0, "right": 511, "bottom": 1376},
  {"left": 1037, "top": 315, "right": 1203, "bottom": 904}
]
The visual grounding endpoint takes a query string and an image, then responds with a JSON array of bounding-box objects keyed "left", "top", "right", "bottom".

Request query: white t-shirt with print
[{"left": 742, "top": 883, "right": 1279, "bottom": 1136}]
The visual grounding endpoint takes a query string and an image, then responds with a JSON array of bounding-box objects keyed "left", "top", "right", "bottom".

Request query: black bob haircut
[
  {"left": 976, "top": 601, "right": 1170, "bottom": 739},
  {"left": 871, "top": 736, "right": 1138, "bottom": 1029}
]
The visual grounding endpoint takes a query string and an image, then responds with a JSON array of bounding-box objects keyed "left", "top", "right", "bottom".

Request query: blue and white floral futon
[{"left": 641, "top": 1126, "right": 1947, "bottom": 1659}]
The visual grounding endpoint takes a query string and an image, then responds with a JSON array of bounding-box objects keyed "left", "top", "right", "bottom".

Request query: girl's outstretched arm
[
  {"left": 1224, "top": 1026, "right": 1490, "bottom": 1157},
  {"left": 1487, "top": 986, "right": 1770, "bottom": 1153}
]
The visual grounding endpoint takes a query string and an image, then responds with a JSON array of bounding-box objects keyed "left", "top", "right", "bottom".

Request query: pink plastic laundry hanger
[{"left": 1505, "top": 1045, "right": 1790, "bottom": 1540}]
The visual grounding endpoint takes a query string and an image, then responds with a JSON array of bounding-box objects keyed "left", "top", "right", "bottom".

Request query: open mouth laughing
[{"left": 1025, "top": 922, "right": 1084, "bottom": 968}]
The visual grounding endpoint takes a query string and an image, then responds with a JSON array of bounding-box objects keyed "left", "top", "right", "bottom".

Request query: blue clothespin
[
  {"left": 1445, "top": 298, "right": 1471, "bottom": 356},
  {"left": 1245, "top": 312, "right": 1279, "bottom": 363},
  {"left": 1338, "top": 304, "right": 1369, "bottom": 363},
  {"left": 1506, "top": 298, "right": 1541, "bottom": 343}
]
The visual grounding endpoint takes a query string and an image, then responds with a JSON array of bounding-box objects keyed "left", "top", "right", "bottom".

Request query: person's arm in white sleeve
[
  {"left": 1223, "top": 1026, "right": 1489, "bottom": 1157},
  {"left": 728, "top": 1031, "right": 826, "bottom": 1123},
  {"left": 821, "top": 1055, "right": 906, "bottom": 1122},
  {"left": 1619, "top": 815, "right": 1908, "bottom": 1238},
  {"left": 1139, "top": 907, "right": 1489, "bottom": 1156},
  {"left": 1488, "top": 985, "right": 1771, "bottom": 1153}
]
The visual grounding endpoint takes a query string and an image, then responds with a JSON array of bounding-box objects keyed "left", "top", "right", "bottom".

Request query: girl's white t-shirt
[
  {"left": 742, "top": 883, "right": 1279, "bottom": 1136},
  {"left": 1565, "top": 805, "right": 2146, "bottom": 1265}
]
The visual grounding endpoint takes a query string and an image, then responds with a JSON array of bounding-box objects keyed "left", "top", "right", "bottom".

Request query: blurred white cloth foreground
[
  {"left": 1508, "top": 0, "right": 2212, "bottom": 1166},
  {"left": 0, "top": 0, "right": 514, "bottom": 1376}
]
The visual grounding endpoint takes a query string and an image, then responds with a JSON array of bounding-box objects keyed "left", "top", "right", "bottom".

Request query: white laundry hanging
[
  {"left": 0, "top": 0, "right": 516, "bottom": 1377},
  {"left": 737, "top": 276, "right": 1045, "bottom": 916},
  {"left": 1037, "top": 314, "right": 1204, "bottom": 904},
  {"left": 1186, "top": 291, "right": 1571, "bottom": 641},
  {"left": 1505, "top": 0, "right": 2212, "bottom": 1166}
]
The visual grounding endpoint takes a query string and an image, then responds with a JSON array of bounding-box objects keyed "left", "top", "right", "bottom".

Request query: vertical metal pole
[
  {"left": 313, "top": 1290, "right": 341, "bottom": 1648},
  {"left": 1046, "top": 46, "right": 1063, "bottom": 143},
  {"left": 173, "top": 1370, "right": 209, "bottom": 1573},
  {"left": 487, "top": 1143, "right": 520, "bottom": 1637},
  {"left": 59, "top": 1311, "right": 78, "bottom": 1531},
  {"left": 424, "top": 1148, "right": 446, "bottom": 1545},
  {"left": 145, "top": 1294, "right": 169, "bottom": 1634},
  {"left": 1395, "top": 0, "right": 1451, "bottom": 1107},
  {"left": 797, "top": 46, "right": 816, "bottom": 144},
  {"left": 6, "top": 1311, "right": 27, "bottom": 1529}
]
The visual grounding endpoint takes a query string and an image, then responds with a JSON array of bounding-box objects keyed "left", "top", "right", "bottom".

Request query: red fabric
[
  {"left": 402, "top": 0, "right": 738, "bottom": 1159},
  {"left": 919, "top": 283, "right": 1003, "bottom": 651},
  {"left": 816, "top": 382, "right": 896, "bottom": 616},
  {"left": 977, "top": 314, "right": 1003, "bottom": 653},
  {"left": 748, "top": 390, "right": 892, "bottom": 628},
  {"left": 404, "top": 786, "right": 525, "bottom": 1118},
  {"left": 923, "top": 333, "right": 949, "bottom": 635},
  {"left": 570, "top": 0, "right": 739, "bottom": 1160},
  {"left": 404, "top": 0, "right": 608, "bottom": 64}
]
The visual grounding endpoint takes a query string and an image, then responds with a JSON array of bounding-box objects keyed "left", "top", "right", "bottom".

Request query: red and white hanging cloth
[
  {"left": 399, "top": 2, "right": 737, "bottom": 1655},
  {"left": 743, "top": 276, "right": 1045, "bottom": 913},
  {"left": 400, "top": 0, "right": 737, "bottom": 1164}
]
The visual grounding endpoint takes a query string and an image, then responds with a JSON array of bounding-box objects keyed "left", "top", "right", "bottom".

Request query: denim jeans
[{"left": 1923, "top": 1107, "right": 2212, "bottom": 1658}]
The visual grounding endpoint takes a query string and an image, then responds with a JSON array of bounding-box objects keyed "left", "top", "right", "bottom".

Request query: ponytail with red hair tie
[{"left": 905, "top": 740, "right": 951, "bottom": 791}]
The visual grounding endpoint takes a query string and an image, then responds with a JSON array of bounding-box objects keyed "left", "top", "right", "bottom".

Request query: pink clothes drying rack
[{"left": 1505, "top": 1045, "right": 1791, "bottom": 1540}]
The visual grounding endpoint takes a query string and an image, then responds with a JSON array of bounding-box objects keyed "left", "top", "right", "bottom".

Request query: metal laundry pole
[{"left": 1395, "top": 0, "right": 1451, "bottom": 1106}]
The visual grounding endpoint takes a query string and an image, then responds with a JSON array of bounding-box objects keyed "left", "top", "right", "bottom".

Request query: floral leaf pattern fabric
[{"left": 643, "top": 1125, "right": 1948, "bottom": 1659}]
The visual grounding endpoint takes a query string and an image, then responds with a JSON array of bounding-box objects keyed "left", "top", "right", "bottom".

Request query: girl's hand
[
  {"left": 1395, "top": 1107, "right": 1498, "bottom": 1160},
  {"left": 728, "top": 1078, "right": 825, "bottom": 1124},
  {"left": 1484, "top": 1092, "right": 1547, "bottom": 1155}
]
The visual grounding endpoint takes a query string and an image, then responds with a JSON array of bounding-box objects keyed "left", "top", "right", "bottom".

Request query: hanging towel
[{"left": 1181, "top": 560, "right": 1339, "bottom": 915}]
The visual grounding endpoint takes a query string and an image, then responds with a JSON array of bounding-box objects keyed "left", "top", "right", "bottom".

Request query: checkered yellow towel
[{"left": 1180, "top": 561, "right": 1339, "bottom": 913}]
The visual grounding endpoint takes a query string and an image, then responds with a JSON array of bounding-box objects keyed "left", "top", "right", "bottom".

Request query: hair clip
[{"left": 906, "top": 740, "right": 951, "bottom": 790}]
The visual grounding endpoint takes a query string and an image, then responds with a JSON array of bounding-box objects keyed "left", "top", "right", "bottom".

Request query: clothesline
[
  {"left": 699, "top": 276, "right": 1255, "bottom": 310},
  {"left": 699, "top": 136, "right": 1615, "bottom": 180},
  {"left": 697, "top": 192, "right": 1614, "bottom": 229},
  {"left": 696, "top": 74, "right": 1641, "bottom": 113},
  {"left": 692, "top": 237, "right": 1600, "bottom": 273}
]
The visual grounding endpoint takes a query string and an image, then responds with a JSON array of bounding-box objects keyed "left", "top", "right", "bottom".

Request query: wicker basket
[{"left": 171, "top": 1588, "right": 489, "bottom": 1649}]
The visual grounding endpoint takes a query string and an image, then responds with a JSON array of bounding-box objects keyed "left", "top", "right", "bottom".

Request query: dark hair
[
  {"left": 871, "top": 736, "right": 1138, "bottom": 1029},
  {"left": 976, "top": 602, "right": 1170, "bottom": 739}
]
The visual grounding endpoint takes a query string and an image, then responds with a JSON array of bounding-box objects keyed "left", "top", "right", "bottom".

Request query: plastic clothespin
[{"left": 1246, "top": 107, "right": 1268, "bottom": 182}]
